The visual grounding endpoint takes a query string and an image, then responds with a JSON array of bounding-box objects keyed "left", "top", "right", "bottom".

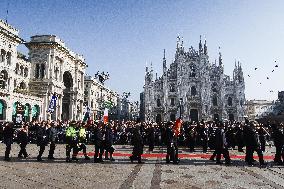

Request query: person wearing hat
[
  {"left": 243, "top": 122, "right": 266, "bottom": 166},
  {"left": 73, "top": 122, "right": 90, "bottom": 160},
  {"left": 147, "top": 123, "right": 155, "bottom": 153},
  {"left": 93, "top": 122, "right": 105, "bottom": 163},
  {"left": 104, "top": 123, "right": 115, "bottom": 161},
  {"left": 3, "top": 122, "right": 14, "bottom": 161},
  {"left": 47, "top": 122, "right": 58, "bottom": 160},
  {"left": 65, "top": 121, "right": 78, "bottom": 162},
  {"left": 36, "top": 121, "right": 49, "bottom": 161},
  {"left": 17, "top": 124, "right": 29, "bottom": 158},
  {"left": 165, "top": 121, "right": 179, "bottom": 164},
  {"left": 129, "top": 123, "right": 144, "bottom": 163},
  {"left": 270, "top": 123, "right": 284, "bottom": 165}
]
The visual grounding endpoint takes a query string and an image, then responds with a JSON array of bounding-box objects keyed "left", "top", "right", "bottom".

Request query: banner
[
  {"left": 103, "top": 108, "right": 108, "bottom": 124},
  {"left": 83, "top": 106, "right": 90, "bottom": 122},
  {"left": 47, "top": 94, "right": 57, "bottom": 113},
  {"left": 173, "top": 118, "right": 182, "bottom": 137}
]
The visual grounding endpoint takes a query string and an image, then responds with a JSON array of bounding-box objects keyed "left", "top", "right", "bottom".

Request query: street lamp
[
  {"left": 94, "top": 71, "right": 110, "bottom": 85},
  {"left": 94, "top": 71, "right": 110, "bottom": 120},
  {"left": 179, "top": 98, "right": 183, "bottom": 119}
]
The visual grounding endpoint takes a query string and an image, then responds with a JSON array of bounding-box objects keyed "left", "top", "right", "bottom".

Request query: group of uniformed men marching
[{"left": 2, "top": 118, "right": 284, "bottom": 166}]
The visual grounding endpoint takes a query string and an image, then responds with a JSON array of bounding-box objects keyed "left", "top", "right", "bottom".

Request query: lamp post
[
  {"left": 94, "top": 71, "right": 110, "bottom": 120},
  {"left": 179, "top": 98, "right": 183, "bottom": 119}
]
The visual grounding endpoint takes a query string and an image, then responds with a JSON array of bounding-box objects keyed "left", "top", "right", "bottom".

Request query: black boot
[
  {"left": 166, "top": 155, "right": 170, "bottom": 164},
  {"left": 99, "top": 154, "right": 104, "bottom": 163}
]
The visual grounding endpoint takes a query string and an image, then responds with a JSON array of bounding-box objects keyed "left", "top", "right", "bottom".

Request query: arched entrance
[
  {"left": 190, "top": 109, "right": 198, "bottom": 122},
  {"left": 228, "top": 113, "right": 234, "bottom": 121},
  {"left": 32, "top": 105, "right": 40, "bottom": 121},
  {"left": 170, "top": 114, "right": 176, "bottom": 122},
  {"left": 156, "top": 114, "right": 161, "bottom": 123},
  {"left": 62, "top": 71, "right": 73, "bottom": 121},
  {"left": 13, "top": 102, "right": 24, "bottom": 123},
  {"left": 0, "top": 99, "right": 6, "bottom": 120},
  {"left": 214, "top": 114, "right": 219, "bottom": 122}
]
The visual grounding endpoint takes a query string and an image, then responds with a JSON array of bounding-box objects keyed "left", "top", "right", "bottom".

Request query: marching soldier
[
  {"left": 17, "top": 124, "right": 29, "bottom": 158},
  {"left": 65, "top": 121, "right": 78, "bottom": 162},
  {"left": 129, "top": 123, "right": 144, "bottom": 164},
  {"left": 47, "top": 122, "right": 57, "bottom": 160},
  {"left": 3, "top": 122, "right": 14, "bottom": 161},
  {"left": 212, "top": 122, "right": 231, "bottom": 165},
  {"left": 37, "top": 121, "right": 49, "bottom": 161},
  {"left": 243, "top": 122, "right": 266, "bottom": 166},
  {"left": 93, "top": 122, "right": 104, "bottom": 163},
  {"left": 73, "top": 122, "right": 90, "bottom": 160},
  {"left": 104, "top": 123, "right": 115, "bottom": 161},
  {"left": 165, "top": 121, "right": 179, "bottom": 164},
  {"left": 270, "top": 123, "right": 284, "bottom": 165}
]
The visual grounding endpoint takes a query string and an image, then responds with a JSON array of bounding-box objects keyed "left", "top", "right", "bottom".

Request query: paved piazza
[{"left": 0, "top": 144, "right": 284, "bottom": 189}]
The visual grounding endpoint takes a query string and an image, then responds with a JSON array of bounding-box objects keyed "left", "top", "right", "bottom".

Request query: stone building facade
[
  {"left": 0, "top": 19, "right": 87, "bottom": 121},
  {"left": 0, "top": 19, "right": 42, "bottom": 122},
  {"left": 84, "top": 76, "right": 119, "bottom": 121},
  {"left": 245, "top": 100, "right": 275, "bottom": 120},
  {"left": 143, "top": 36, "right": 246, "bottom": 122}
]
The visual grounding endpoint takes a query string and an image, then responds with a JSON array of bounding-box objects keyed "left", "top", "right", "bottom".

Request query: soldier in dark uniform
[
  {"left": 104, "top": 123, "right": 115, "bottom": 161},
  {"left": 243, "top": 122, "right": 266, "bottom": 166},
  {"left": 47, "top": 122, "right": 57, "bottom": 160},
  {"left": 17, "top": 124, "right": 29, "bottom": 158},
  {"left": 147, "top": 123, "right": 155, "bottom": 152},
  {"left": 270, "top": 123, "right": 284, "bottom": 165},
  {"left": 37, "top": 121, "right": 49, "bottom": 161},
  {"left": 3, "top": 122, "right": 14, "bottom": 161},
  {"left": 93, "top": 122, "right": 104, "bottom": 163},
  {"left": 200, "top": 122, "right": 208, "bottom": 153},
  {"left": 165, "top": 121, "right": 179, "bottom": 164},
  {"left": 257, "top": 124, "right": 269, "bottom": 153},
  {"left": 129, "top": 123, "right": 144, "bottom": 163},
  {"left": 213, "top": 122, "right": 231, "bottom": 165}
]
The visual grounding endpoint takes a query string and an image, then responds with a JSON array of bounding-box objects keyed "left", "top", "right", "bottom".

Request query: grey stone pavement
[{"left": 0, "top": 144, "right": 284, "bottom": 189}]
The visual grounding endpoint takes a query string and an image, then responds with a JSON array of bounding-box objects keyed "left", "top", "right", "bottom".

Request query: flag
[
  {"left": 48, "top": 94, "right": 57, "bottom": 113},
  {"left": 173, "top": 118, "right": 182, "bottom": 137},
  {"left": 83, "top": 106, "right": 90, "bottom": 122},
  {"left": 103, "top": 108, "right": 108, "bottom": 124}
]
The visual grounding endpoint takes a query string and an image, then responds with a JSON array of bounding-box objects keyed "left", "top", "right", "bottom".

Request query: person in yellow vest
[
  {"left": 65, "top": 121, "right": 78, "bottom": 162},
  {"left": 72, "top": 122, "right": 90, "bottom": 160}
]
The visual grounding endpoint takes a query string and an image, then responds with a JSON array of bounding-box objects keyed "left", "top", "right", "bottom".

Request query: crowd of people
[{"left": 1, "top": 118, "right": 284, "bottom": 166}]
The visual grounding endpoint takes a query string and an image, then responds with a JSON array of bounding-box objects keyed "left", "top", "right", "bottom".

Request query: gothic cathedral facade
[{"left": 143, "top": 36, "right": 245, "bottom": 122}]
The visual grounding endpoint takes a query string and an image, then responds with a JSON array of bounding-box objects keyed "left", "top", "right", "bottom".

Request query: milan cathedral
[{"left": 143, "top": 36, "right": 245, "bottom": 122}]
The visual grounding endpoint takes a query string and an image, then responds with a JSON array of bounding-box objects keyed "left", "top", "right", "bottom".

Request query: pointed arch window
[
  {"left": 191, "top": 86, "right": 197, "bottom": 96},
  {"left": 189, "top": 64, "right": 196, "bottom": 77},
  {"left": 157, "top": 99, "right": 161, "bottom": 107},
  {"left": 228, "top": 97, "right": 233, "bottom": 106},
  {"left": 212, "top": 96, "right": 217, "bottom": 106},
  {"left": 40, "top": 64, "right": 45, "bottom": 79}
]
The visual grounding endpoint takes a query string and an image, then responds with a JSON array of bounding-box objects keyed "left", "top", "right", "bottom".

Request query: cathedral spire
[
  {"left": 163, "top": 49, "right": 167, "bottom": 72},
  {"left": 204, "top": 37, "right": 207, "bottom": 55},
  {"left": 199, "top": 35, "right": 203, "bottom": 53},
  {"left": 176, "top": 35, "right": 181, "bottom": 50},
  {"left": 145, "top": 61, "right": 148, "bottom": 73},
  {"left": 218, "top": 46, "right": 222, "bottom": 66}
]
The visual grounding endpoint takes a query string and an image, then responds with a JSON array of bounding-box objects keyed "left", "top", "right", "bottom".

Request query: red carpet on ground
[{"left": 78, "top": 152, "right": 275, "bottom": 160}]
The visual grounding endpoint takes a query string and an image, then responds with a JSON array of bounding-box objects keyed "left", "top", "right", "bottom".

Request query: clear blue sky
[{"left": 1, "top": 0, "right": 284, "bottom": 101}]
